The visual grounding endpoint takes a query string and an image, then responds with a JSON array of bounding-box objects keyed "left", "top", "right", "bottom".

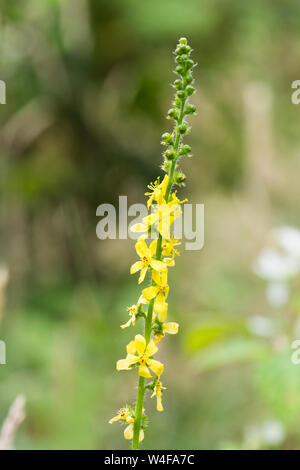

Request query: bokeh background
[{"left": 1, "top": 0, "right": 300, "bottom": 450}]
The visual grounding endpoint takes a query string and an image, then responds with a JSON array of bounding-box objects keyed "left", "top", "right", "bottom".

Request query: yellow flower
[
  {"left": 116, "top": 334, "right": 164, "bottom": 378},
  {"left": 121, "top": 304, "right": 139, "bottom": 329},
  {"left": 143, "top": 201, "right": 181, "bottom": 239},
  {"left": 130, "top": 238, "right": 167, "bottom": 284},
  {"left": 155, "top": 322, "right": 179, "bottom": 343},
  {"left": 162, "top": 238, "right": 181, "bottom": 259},
  {"left": 151, "top": 379, "right": 166, "bottom": 412},
  {"left": 142, "top": 270, "right": 169, "bottom": 317},
  {"left": 145, "top": 175, "right": 169, "bottom": 209},
  {"left": 109, "top": 407, "right": 134, "bottom": 424},
  {"left": 124, "top": 423, "right": 144, "bottom": 442},
  {"left": 131, "top": 191, "right": 185, "bottom": 240}
]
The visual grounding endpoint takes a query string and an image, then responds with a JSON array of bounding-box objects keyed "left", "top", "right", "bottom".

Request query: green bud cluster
[{"left": 162, "top": 37, "right": 196, "bottom": 185}]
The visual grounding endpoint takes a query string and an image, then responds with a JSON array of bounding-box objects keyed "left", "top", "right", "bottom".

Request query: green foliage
[{"left": 254, "top": 353, "right": 300, "bottom": 426}]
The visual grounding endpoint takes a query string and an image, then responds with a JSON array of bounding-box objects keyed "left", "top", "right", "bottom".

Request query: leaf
[
  {"left": 254, "top": 352, "right": 300, "bottom": 425},
  {"left": 191, "top": 338, "right": 271, "bottom": 373},
  {"left": 185, "top": 320, "right": 248, "bottom": 352}
]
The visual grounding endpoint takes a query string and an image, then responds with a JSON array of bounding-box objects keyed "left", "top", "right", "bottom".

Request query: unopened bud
[
  {"left": 185, "top": 104, "right": 196, "bottom": 115},
  {"left": 178, "top": 122, "right": 189, "bottom": 134},
  {"left": 161, "top": 132, "right": 174, "bottom": 146},
  {"left": 167, "top": 108, "right": 179, "bottom": 120},
  {"left": 186, "top": 85, "right": 195, "bottom": 96}
]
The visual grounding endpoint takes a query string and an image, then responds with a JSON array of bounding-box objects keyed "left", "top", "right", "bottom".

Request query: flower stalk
[{"left": 110, "top": 37, "right": 197, "bottom": 450}]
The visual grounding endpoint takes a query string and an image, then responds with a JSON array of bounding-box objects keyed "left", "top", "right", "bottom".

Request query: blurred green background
[{"left": 1, "top": 0, "right": 300, "bottom": 450}]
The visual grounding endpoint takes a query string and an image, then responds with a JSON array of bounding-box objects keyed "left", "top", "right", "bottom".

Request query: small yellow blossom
[
  {"left": 153, "top": 302, "right": 168, "bottom": 323},
  {"left": 121, "top": 304, "right": 139, "bottom": 329},
  {"left": 155, "top": 322, "right": 179, "bottom": 343},
  {"left": 130, "top": 239, "right": 167, "bottom": 284},
  {"left": 162, "top": 238, "right": 181, "bottom": 258},
  {"left": 145, "top": 175, "right": 169, "bottom": 209},
  {"left": 116, "top": 334, "right": 164, "bottom": 378},
  {"left": 109, "top": 407, "right": 134, "bottom": 424},
  {"left": 142, "top": 200, "right": 181, "bottom": 239},
  {"left": 124, "top": 423, "right": 144, "bottom": 442},
  {"left": 151, "top": 379, "right": 166, "bottom": 412},
  {"left": 142, "top": 270, "right": 169, "bottom": 317},
  {"left": 131, "top": 191, "right": 186, "bottom": 240}
]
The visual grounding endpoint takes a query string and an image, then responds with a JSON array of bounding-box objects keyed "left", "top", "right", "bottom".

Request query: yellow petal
[
  {"left": 144, "top": 212, "right": 159, "bottom": 226},
  {"left": 146, "top": 340, "right": 158, "bottom": 357},
  {"left": 164, "top": 258, "right": 175, "bottom": 267},
  {"left": 126, "top": 353, "right": 140, "bottom": 365},
  {"left": 130, "top": 261, "right": 143, "bottom": 274},
  {"left": 126, "top": 340, "right": 136, "bottom": 355},
  {"left": 152, "top": 269, "right": 161, "bottom": 285},
  {"left": 135, "top": 239, "right": 149, "bottom": 259},
  {"left": 116, "top": 359, "right": 130, "bottom": 371},
  {"left": 134, "top": 334, "right": 146, "bottom": 354},
  {"left": 130, "top": 223, "right": 148, "bottom": 233},
  {"left": 150, "top": 259, "right": 167, "bottom": 272},
  {"left": 149, "top": 239, "right": 158, "bottom": 256},
  {"left": 147, "top": 198, "right": 153, "bottom": 210},
  {"left": 154, "top": 293, "right": 168, "bottom": 314},
  {"left": 161, "top": 270, "right": 168, "bottom": 286},
  {"left": 139, "top": 362, "right": 152, "bottom": 378},
  {"left": 148, "top": 359, "right": 164, "bottom": 376},
  {"left": 121, "top": 318, "right": 132, "bottom": 329},
  {"left": 154, "top": 334, "right": 163, "bottom": 343},
  {"left": 124, "top": 423, "right": 134, "bottom": 440},
  {"left": 163, "top": 322, "right": 179, "bottom": 335},
  {"left": 138, "top": 266, "right": 148, "bottom": 284},
  {"left": 142, "top": 285, "right": 159, "bottom": 300},
  {"left": 109, "top": 414, "right": 121, "bottom": 424},
  {"left": 160, "top": 223, "right": 171, "bottom": 240},
  {"left": 138, "top": 294, "right": 149, "bottom": 305},
  {"left": 161, "top": 174, "right": 169, "bottom": 190},
  {"left": 139, "top": 429, "right": 144, "bottom": 442},
  {"left": 157, "top": 396, "right": 163, "bottom": 412},
  {"left": 157, "top": 302, "right": 168, "bottom": 322}
]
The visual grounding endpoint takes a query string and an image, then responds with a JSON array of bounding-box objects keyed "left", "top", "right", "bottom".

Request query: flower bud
[
  {"left": 185, "top": 73, "right": 193, "bottom": 84},
  {"left": 175, "top": 65, "right": 185, "bottom": 75},
  {"left": 161, "top": 160, "right": 171, "bottom": 172},
  {"left": 164, "top": 149, "right": 176, "bottom": 161},
  {"left": 174, "top": 171, "right": 186, "bottom": 186},
  {"left": 173, "top": 79, "right": 183, "bottom": 90},
  {"left": 175, "top": 54, "right": 188, "bottom": 64},
  {"left": 176, "top": 90, "right": 186, "bottom": 99},
  {"left": 178, "top": 122, "right": 189, "bottom": 134},
  {"left": 175, "top": 44, "right": 191, "bottom": 56},
  {"left": 186, "top": 59, "right": 194, "bottom": 69},
  {"left": 185, "top": 104, "right": 196, "bottom": 115},
  {"left": 186, "top": 85, "right": 195, "bottom": 96},
  {"left": 179, "top": 144, "right": 192, "bottom": 156},
  {"left": 161, "top": 132, "right": 174, "bottom": 146},
  {"left": 179, "top": 37, "right": 187, "bottom": 45},
  {"left": 167, "top": 108, "right": 179, "bottom": 120}
]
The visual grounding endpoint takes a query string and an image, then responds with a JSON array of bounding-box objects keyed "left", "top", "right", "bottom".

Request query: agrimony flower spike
[{"left": 110, "top": 37, "right": 196, "bottom": 449}]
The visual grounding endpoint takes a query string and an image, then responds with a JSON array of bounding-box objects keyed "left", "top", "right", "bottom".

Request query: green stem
[
  {"left": 132, "top": 375, "right": 145, "bottom": 450},
  {"left": 132, "top": 95, "right": 187, "bottom": 450}
]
